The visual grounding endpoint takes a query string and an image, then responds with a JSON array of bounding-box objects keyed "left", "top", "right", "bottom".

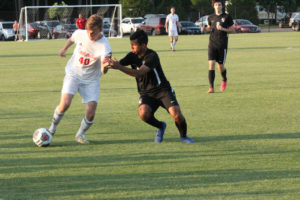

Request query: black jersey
[
  {"left": 119, "top": 49, "right": 171, "bottom": 95},
  {"left": 208, "top": 13, "right": 233, "bottom": 48}
]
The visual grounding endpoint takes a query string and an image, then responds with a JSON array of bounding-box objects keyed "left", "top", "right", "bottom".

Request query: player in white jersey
[
  {"left": 165, "top": 7, "right": 181, "bottom": 51},
  {"left": 48, "top": 14, "right": 112, "bottom": 144}
]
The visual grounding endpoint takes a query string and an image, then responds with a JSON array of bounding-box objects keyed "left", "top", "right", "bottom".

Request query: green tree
[
  {"left": 48, "top": 1, "right": 68, "bottom": 20},
  {"left": 119, "top": 0, "right": 153, "bottom": 17},
  {"left": 228, "top": 0, "right": 259, "bottom": 24},
  {"left": 190, "top": 0, "right": 213, "bottom": 17}
]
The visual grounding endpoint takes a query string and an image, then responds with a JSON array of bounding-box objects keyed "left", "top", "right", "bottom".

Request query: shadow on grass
[{"left": 2, "top": 168, "right": 300, "bottom": 199}]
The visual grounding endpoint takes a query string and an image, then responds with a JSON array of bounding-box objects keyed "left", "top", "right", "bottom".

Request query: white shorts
[
  {"left": 61, "top": 75, "right": 100, "bottom": 103},
  {"left": 168, "top": 29, "right": 178, "bottom": 37}
]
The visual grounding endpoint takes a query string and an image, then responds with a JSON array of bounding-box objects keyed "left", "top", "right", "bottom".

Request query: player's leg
[
  {"left": 49, "top": 75, "right": 78, "bottom": 135},
  {"left": 138, "top": 96, "right": 166, "bottom": 143},
  {"left": 217, "top": 47, "right": 228, "bottom": 91},
  {"left": 75, "top": 101, "right": 97, "bottom": 144},
  {"left": 160, "top": 88, "right": 194, "bottom": 143},
  {"left": 49, "top": 93, "right": 74, "bottom": 135},
  {"left": 75, "top": 80, "right": 100, "bottom": 144},
  {"left": 169, "top": 35, "right": 174, "bottom": 50},
  {"left": 172, "top": 35, "right": 178, "bottom": 51},
  {"left": 208, "top": 60, "right": 216, "bottom": 93},
  {"left": 208, "top": 47, "right": 217, "bottom": 93}
]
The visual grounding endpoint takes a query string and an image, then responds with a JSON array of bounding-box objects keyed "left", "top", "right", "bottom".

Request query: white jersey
[
  {"left": 166, "top": 14, "right": 179, "bottom": 31},
  {"left": 65, "top": 30, "right": 112, "bottom": 82}
]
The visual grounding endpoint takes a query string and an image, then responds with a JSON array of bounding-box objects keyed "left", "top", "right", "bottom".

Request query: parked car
[
  {"left": 291, "top": 21, "right": 300, "bottom": 31},
  {"left": 52, "top": 24, "right": 76, "bottom": 39},
  {"left": 139, "top": 14, "right": 166, "bottom": 35},
  {"left": 121, "top": 17, "right": 144, "bottom": 34},
  {"left": 103, "top": 23, "right": 117, "bottom": 37},
  {"left": 195, "top": 15, "right": 209, "bottom": 29},
  {"left": 289, "top": 12, "right": 300, "bottom": 27},
  {"left": 179, "top": 21, "right": 201, "bottom": 34},
  {"left": 278, "top": 16, "right": 290, "bottom": 28},
  {"left": 232, "top": 19, "right": 261, "bottom": 33},
  {"left": 0, "top": 21, "right": 15, "bottom": 40},
  {"left": 0, "top": 29, "right": 4, "bottom": 41},
  {"left": 36, "top": 20, "right": 61, "bottom": 39}
]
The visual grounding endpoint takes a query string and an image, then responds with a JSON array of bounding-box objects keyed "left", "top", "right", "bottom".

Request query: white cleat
[{"left": 75, "top": 134, "right": 89, "bottom": 144}]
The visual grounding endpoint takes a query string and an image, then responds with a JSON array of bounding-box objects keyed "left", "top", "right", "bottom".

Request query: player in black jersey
[
  {"left": 202, "top": 0, "right": 235, "bottom": 93},
  {"left": 104, "top": 30, "right": 194, "bottom": 143}
]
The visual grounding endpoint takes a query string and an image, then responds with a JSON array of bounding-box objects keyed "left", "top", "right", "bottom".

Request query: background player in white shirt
[
  {"left": 48, "top": 14, "right": 112, "bottom": 144},
  {"left": 165, "top": 7, "right": 181, "bottom": 51}
]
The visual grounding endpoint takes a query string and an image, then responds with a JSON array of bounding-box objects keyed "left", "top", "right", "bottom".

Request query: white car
[
  {"left": 0, "top": 21, "right": 15, "bottom": 40},
  {"left": 121, "top": 17, "right": 144, "bottom": 34},
  {"left": 195, "top": 15, "right": 209, "bottom": 29}
]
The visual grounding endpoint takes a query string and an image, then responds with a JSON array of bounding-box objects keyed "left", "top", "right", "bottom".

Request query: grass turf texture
[{"left": 0, "top": 32, "right": 300, "bottom": 200}]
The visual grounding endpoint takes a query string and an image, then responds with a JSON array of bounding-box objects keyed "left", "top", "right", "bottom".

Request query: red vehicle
[
  {"left": 232, "top": 19, "right": 261, "bottom": 33},
  {"left": 27, "top": 23, "right": 39, "bottom": 38},
  {"left": 139, "top": 14, "right": 166, "bottom": 35}
]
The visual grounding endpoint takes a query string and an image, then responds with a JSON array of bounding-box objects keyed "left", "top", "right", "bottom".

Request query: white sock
[
  {"left": 172, "top": 40, "right": 177, "bottom": 49},
  {"left": 49, "top": 107, "right": 64, "bottom": 134},
  {"left": 76, "top": 117, "right": 93, "bottom": 137},
  {"left": 170, "top": 42, "right": 173, "bottom": 49}
]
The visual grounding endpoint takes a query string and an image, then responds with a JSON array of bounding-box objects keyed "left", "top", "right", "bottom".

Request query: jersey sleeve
[
  {"left": 226, "top": 15, "right": 234, "bottom": 27},
  {"left": 70, "top": 29, "right": 81, "bottom": 43},
  {"left": 143, "top": 52, "right": 158, "bottom": 70},
  {"left": 208, "top": 15, "right": 212, "bottom": 26},
  {"left": 119, "top": 53, "right": 132, "bottom": 66}
]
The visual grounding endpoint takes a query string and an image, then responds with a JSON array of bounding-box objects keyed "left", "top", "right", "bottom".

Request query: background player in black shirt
[
  {"left": 202, "top": 0, "right": 235, "bottom": 93},
  {"left": 104, "top": 30, "right": 194, "bottom": 143}
]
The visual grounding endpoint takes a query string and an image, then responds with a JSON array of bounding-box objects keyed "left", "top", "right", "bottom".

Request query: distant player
[
  {"left": 104, "top": 30, "right": 194, "bottom": 143},
  {"left": 165, "top": 7, "right": 181, "bottom": 51},
  {"left": 76, "top": 13, "right": 87, "bottom": 30},
  {"left": 201, "top": 0, "right": 235, "bottom": 93},
  {"left": 48, "top": 14, "right": 112, "bottom": 144}
]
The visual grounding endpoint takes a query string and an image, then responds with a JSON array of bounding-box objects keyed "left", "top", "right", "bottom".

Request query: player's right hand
[{"left": 58, "top": 49, "right": 67, "bottom": 57}]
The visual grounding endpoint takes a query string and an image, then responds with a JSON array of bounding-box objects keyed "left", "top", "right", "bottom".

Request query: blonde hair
[{"left": 86, "top": 14, "right": 103, "bottom": 30}]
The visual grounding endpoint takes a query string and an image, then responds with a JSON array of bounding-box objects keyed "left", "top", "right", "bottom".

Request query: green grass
[{"left": 0, "top": 32, "right": 300, "bottom": 200}]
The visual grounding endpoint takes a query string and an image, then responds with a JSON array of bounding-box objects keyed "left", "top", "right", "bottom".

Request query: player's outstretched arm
[
  {"left": 108, "top": 58, "right": 150, "bottom": 78},
  {"left": 58, "top": 38, "right": 74, "bottom": 57}
]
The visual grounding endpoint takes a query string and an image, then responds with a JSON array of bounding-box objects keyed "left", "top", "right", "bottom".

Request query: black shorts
[
  {"left": 139, "top": 87, "right": 179, "bottom": 112},
  {"left": 208, "top": 46, "right": 227, "bottom": 64}
]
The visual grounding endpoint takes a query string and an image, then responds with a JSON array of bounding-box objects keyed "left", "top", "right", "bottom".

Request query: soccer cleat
[
  {"left": 207, "top": 87, "right": 214, "bottom": 93},
  {"left": 155, "top": 122, "right": 167, "bottom": 143},
  {"left": 75, "top": 133, "right": 89, "bottom": 144},
  {"left": 180, "top": 136, "right": 195, "bottom": 143},
  {"left": 220, "top": 80, "right": 227, "bottom": 92}
]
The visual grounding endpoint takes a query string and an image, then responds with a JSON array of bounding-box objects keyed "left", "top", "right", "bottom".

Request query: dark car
[
  {"left": 139, "top": 14, "right": 166, "bottom": 35},
  {"left": 179, "top": 21, "right": 201, "bottom": 35},
  {"left": 36, "top": 20, "right": 61, "bottom": 39},
  {"left": 52, "top": 24, "right": 77, "bottom": 39},
  {"left": 232, "top": 19, "right": 261, "bottom": 33},
  {"left": 102, "top": 23, "right": 117, "bottom": 37}
]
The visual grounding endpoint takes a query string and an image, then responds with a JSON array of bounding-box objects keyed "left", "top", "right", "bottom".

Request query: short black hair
[
  {"left": 130, "top": 30, "right": 148, "bottom": 45},
  {"left": 212, "top": 0, "right": 222, "bottom": 7}
]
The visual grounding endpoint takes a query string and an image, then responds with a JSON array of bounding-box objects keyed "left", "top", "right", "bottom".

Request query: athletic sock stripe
[{"left": 153, "top": 68, "right": 161, "bottom": 85}]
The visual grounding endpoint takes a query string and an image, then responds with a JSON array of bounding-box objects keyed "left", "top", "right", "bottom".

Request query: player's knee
[
  {"left": 86, "top": 114, "right": 95, "bottom": 122},
  {"left": 138, "top": 107, "right": 151, "bottom": 122}
]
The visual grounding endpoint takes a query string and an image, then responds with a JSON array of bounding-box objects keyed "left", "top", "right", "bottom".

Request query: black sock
[
  {"left": 208, "top": 70, "right": 215, "bottom": 88},
  {"left": 221, "top": 69, "right": 227, "bottom": 81},
  {"left": 175, "top": 119, "right": 187, "bottom": 138},
  {"left": 145, "top": 116, "right": 163, "bottom": 129}
]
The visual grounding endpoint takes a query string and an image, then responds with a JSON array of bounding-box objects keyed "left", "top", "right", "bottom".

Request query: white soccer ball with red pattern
[{"left": 33, "top": 128, "right": 52, "bottom": 147}]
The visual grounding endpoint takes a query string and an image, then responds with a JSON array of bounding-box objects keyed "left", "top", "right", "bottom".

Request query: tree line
[{"left": 119, "top": 0, "right": 300, "bottom": 23}]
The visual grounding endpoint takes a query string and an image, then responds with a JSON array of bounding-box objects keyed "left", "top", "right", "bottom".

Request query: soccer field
[{"left": 1, "top": 32, "right": 300, "bottom": 200}]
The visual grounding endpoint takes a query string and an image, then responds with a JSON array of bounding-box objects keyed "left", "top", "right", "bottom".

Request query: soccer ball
[{"left": 33, "top": 128, "right": 52, "bottom": 147}]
